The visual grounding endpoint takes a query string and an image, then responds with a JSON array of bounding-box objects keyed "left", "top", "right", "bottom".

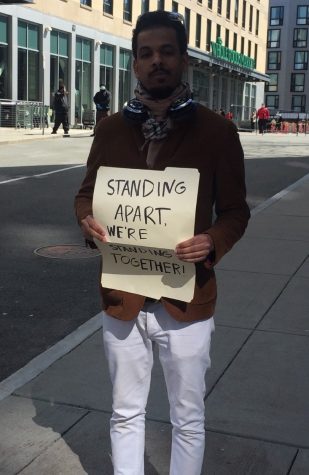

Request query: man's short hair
[{"left": 132, "top": 11, "right": 188, "bottom": 59}]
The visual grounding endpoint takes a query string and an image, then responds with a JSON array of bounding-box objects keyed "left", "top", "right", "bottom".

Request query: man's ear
[{"left": 133, "top": 59, "right": 139, "bottom": 80}]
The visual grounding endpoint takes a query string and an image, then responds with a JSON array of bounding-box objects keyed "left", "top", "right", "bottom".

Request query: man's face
[{"left": 133, "top": 27, "right": 188, "bottom": 99}]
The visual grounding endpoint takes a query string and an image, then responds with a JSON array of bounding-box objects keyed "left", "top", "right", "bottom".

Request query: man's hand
[
  {"left": 81, "top": 215, "right": 107, "bottom": 243},
  {"left": 175, "top": 233, "right": 215, "bottom": 268}
]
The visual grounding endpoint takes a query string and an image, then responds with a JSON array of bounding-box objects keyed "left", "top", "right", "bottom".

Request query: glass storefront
[
  {"left": 75, "top": 36, "right": 92, "bottom": 122},
  {"left": 0, "top": 15, "right": 9, "bottom": 99},
  {"left": 18, "top": 20, "right": 40, "bottom": 101},
  {"left": 212, "top": 74, "right": 219, "bottom": 110},
  {"left": 220, "top": 76, "right": 228, "bottom": 112},
  {"left": 244, "top": 82, "right": 250, "bottom": 119},
  {"left": 99, "top": 43, "right": 114, "bottom": 110},
  {"left": 50, "top": 30, "right": 69, "bottom": 107},
  {"left": 193, "top": 69, "right": 209, "bottom": 106},
  {"left": 118, "top": 48, "right": 131, "bottom": 109}
]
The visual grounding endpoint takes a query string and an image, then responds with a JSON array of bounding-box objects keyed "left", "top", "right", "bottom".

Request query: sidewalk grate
[{"left": 34, "top": 244, "right": 100, "bottom": 259}]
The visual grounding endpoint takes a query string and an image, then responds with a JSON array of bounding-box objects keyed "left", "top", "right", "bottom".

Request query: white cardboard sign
[{"left": 93, "top": 166, "right": 200, "bottom": 301}]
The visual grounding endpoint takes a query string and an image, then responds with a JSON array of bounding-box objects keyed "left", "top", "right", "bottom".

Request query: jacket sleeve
[
  {"left": 205, "top": 122, "right": 250, "bottom": 266},
  {"left": 74, "top": 125, "right": 107, "bottom": 224}
]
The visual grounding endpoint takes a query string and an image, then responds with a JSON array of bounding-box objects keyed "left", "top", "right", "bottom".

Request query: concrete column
[
  {"left": 93, "top": 40, "right": 100, "bottom": 102},
  {"left": 218, "top": 74, "right": 223, "bottom": 109},
  {"left": 11, "top": 15, "right": 18, "bottom": 100},
  {"left": 69, "top": 30, "right": 76, "bottom": 126},
  {"left": 113, "top": 45, "right": 120, "bottom": 112},
  {"left": 226, "top": 75, "right": 232, "bottom": 112},
  {"left": 208, "top": 69, "right": 214, "bottom": 110},
  {"left": 42, "top": 29, "right": 51, "bottom": 107}
]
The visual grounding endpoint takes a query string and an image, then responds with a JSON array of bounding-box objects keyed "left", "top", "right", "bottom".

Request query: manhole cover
[{"left": 34, "top": 244, "right": 101, "bottom": 259}]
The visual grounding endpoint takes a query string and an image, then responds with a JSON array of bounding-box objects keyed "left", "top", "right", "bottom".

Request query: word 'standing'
[
  {"left": 107, "top": 179, "right": 186, "bottom": 197},
  {"left": 109, "top": 244, "right": 172, "bottom": 258}
]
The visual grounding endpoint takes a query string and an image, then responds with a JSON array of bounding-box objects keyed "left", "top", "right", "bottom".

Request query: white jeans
[{"left": 102, "top": 303, "right": 214, "bottom": 475}]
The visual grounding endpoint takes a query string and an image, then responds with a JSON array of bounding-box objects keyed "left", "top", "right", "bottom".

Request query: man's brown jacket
[{"left": 75, "top": 104, "right": 250, "bottom": 322}]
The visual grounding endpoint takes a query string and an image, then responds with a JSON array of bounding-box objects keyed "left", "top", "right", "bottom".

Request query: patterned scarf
[{"left": 134, "top": 82, "right": 192, "bottom": 141}]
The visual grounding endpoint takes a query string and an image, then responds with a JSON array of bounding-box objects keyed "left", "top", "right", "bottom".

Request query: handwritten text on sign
[{"left": 93, "top": 167, "right": 200, "bottom": 301}]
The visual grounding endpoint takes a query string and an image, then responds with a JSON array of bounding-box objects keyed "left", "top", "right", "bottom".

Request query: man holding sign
[{"left": 75, "top": 10, "right": 250, "bottom": 475}]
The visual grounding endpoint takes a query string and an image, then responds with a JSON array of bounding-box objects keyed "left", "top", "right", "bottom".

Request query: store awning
[
  {"left": 0, "top": 1, "right": 34, "bottom": 4},
  {"left": 188, "top": 46, "right": 269, "bottom": 83}
]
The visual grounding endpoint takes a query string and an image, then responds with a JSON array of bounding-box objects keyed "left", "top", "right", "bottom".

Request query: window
[
  {"left": 206, "top": 19, "right": 212, "bottom": 51},
  {"left": 249, "top": 5, "right": 253, "bottom": 32},
  {"left": 123, "top": 0, "right": 132, "bottom": 22},
  {"left": 255, "top": 9, "right": 259, "bottom": 35},
  {"left": 216, "top": 24, "right": 221, "bottom": 40},
  {"left": 267, "top": 29, "right": 280, "bottom": 48},
  {"left": 294, "top": 51, "right": 308, "bottom": 69},
  {"left": 75, "top": 37, "right": 92, "bottom": 122},
  {"left": 217, "top": 0, "right": 222, "bottom": 15},
  {"left": 119, "top": 48, "right": 131, "bottom": 109},
  {"left": 248, "top": 40, "right": 251, "bottom": 57},
  {"left": 241, "top": 36, "right": 244, "bottom": 54},
  {"left": 0, "top": 15, "right": 9, "bottom": 99},
  {"left": 291, "top": 95, "right": 306, "bottom": 112},
  {"left": 50, "top": 30, "right": 69, "bottom": 107},
  {"left": 291, "top": 73, "right": 305, "bottom": 92},
  {"left": 254, "top": 43, "right": 258, "bottom": 64},
  {"left": 233, "top": 32, "right": 237, "bottom": 50},
  {"left": 157, "top": 0, "right": 165, "bottom": 9},
  {"left": 297, "top": 6, "right": 309, "bottom": 25},
  {"left": 141, "top": 0, "right": 149, "bottom": 14},
  {"left": 18, "top": 20, "right": 40, "bottom": 101},
  {"left": 265, "top": 73, "right": 278, "bottom": 92},
  {"left": 226, "top": 0, "right": 231, "bottom": 20},
  {"left": 172, "top": 1, "right": 178, "bottom": 12},
  {"left": 208, "top": 0, "right": 213, "bottom": 9},
  {"left": 269, "top": 6, "right": 284, "bottom": 26},
  {"left": 265, "top": 95, "right": 279, "bottom": 110},
  {"left": 80, "top": 0, "right": 91, "bottom": 6},
  {"left": 185, "top": 8, "right": 190, "bottom": 41},
  {"left": 293, "top": 28, "right": 308, "bottom": 47},
  {"left": 225, "top": 29, "right": 229, "bottom": 47},
  {"left": 103, "top": 0, "right": 113, "bottom": 15},
  {"left": 242, "top": 1, "right": 247, "bottom": 28},
  {"left": 196, "top": 14, "right": 201, "bottom": 48},
  {"left": 100, "top": 44, "right": 114, "bottom": 110},
  {"left": 267, "top": 51, "right": 281, "bottom": 70},
  {"left": 234, "top": 0, "right": 239, "bottom": 24}
]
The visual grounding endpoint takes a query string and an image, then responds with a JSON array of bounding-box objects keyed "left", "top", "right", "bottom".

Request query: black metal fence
[{"left": 0, "top": 101, "right": 49, "bottom": 129}]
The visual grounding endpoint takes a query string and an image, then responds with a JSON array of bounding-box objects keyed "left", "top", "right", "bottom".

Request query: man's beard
[
  {"left": 141, "top": 80, "right": 178, "bottom": 99},
  {"left": 146, "top": 86, "right": 175, "bottom": 99}
]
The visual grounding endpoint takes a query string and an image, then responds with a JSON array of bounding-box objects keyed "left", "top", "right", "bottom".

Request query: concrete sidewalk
[
  {"left": 0, "top": 126, "right": 92, "bottom": 144},
  {"left": 0, "top": 130, "right": 308, "bottom": 474}
]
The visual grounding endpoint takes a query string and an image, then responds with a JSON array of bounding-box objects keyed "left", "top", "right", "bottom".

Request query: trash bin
[{"left": 82, "top": 110, "right": 95, "bottom": 129}]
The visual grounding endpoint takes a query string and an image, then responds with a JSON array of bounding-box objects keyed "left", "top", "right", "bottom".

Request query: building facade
[
  {"left": 0, "top": 0, "right": 269, "bottom": 126},
  {"left": 265, "top": 0, "right": 309, "bottom": 113}
]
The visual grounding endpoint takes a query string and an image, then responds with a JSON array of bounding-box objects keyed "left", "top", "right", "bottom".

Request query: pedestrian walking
[
  {"left": 256, "top": 103, "right": 270, "bottom": 134},
  {"left": 51, "top": 85, "right": 70, "bottom": 136},
  {"left": 91, "top": 84, "right": 111, "bottom": 136},
  {"left": 75, "top": 10, "right": 250, "bottom": 475}
]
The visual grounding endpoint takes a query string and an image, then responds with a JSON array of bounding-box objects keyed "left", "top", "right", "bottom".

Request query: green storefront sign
[{"left": 211, "top": 38, "right": 256, "bottom": 70}]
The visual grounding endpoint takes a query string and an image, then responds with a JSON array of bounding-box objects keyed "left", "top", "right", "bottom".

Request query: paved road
[{"left": 0, "top": 134, "right": 308, "bottom": 381}]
